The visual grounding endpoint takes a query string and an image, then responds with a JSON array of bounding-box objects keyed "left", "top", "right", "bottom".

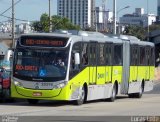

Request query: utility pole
[
  {"left": 113, "top": 0, "right": 116, "bottom": 35},
  {"left": 12, "top": 0, "right": 15, "bottom": 48},
  {"left": 147, "top": 0, "right": 150, "bottom": 41},
  {"left": 102, "top": 0, "right": 106, "bottom": 31},
  {"left": 95, "top": 9, "right": 98, "bottom": 32},
  {"left": 49, "top": 0, "right": 52, "bottom": 32}
]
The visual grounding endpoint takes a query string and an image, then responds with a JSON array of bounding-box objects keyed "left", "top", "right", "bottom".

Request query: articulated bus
[{"left": 11, "top": 31, "right": 155, "bottom": 105}]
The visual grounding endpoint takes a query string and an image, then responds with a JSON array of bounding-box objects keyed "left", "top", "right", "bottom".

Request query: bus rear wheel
[
  {"left": 74, "top": 86, "right": 86, "bottom": 105},
  {"left": 27, "top": 99, "right": 39, "bottom": 105}
]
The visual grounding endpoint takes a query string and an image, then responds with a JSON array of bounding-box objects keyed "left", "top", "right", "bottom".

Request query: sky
[{"left": 0, "top": 0, "right": 157, "bottom": 24}]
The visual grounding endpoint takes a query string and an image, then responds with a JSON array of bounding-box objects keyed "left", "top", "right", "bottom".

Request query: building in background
[
  {"left": 157, "top": 0, "right": 160, "bottom": 22},
  {"left": 105, "top": 11, "right": 113, "bottom": 33},
  {"left": 0, "top": 21, "right": 12, "bottom": 33},
  {"left": 16, "top": 22, "right": 33, "bottom": 34},
  {"left": 0, "top": 21, "right": 32, "bottom": 34},
  {"left": 158, "top": 0, "right": 160, "bottom": 17},
  {"left": 95, "top": 6, "right": 104, "bottom": 31},
  {"left": 57, "top": 0, "right": 95, "bottom": 29},
  {"left": 120, "top": 8, "right": 156, "bottom": 28}
]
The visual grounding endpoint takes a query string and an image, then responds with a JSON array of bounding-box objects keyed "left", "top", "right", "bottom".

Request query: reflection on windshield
[{"left": 13, "top": 48, "right": 69, "bottom": 81}]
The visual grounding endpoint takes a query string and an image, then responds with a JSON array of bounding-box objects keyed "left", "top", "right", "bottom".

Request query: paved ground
[{"left": 0, "top": 82, "right": 160, "bottom": 122}]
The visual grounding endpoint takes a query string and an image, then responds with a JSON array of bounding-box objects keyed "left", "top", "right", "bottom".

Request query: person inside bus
[
  {"left": 57, "top": 57, "right": 65, "bottom": 67},
  {"left": 82, "top": 53, "right": 88, "bottom": 65}
]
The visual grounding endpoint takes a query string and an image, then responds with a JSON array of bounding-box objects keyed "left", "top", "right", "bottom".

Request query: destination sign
[
  {"left": 20, "top": 36, "right": 68, "bottom": 47},
  {"left": 15, "top": 64, "right": 38, "bottom": 71}
]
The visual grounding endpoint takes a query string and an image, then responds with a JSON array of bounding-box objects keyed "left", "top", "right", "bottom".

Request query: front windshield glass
[{"left": 13, "top": 48, "right": 69, "bottom": 81}]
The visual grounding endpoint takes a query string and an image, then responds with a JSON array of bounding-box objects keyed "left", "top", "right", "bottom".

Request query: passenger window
[
  {"left": 81, "top": 43, "right": 88, "bottom": 66},
  {"left": 150, "top": 47, "right": 155, "bottom": 66},
  {"left": 105, "top": 45, "right": 112, "bottom": 65},
  {"left": 139, "top": 47, "right": 146, "bottom": 65},
  {"left": 99, "top": 44, "right": 105, "bottom": 65},
  {"left": 114, "top": 45, "right": 122, "bottom": 65}
]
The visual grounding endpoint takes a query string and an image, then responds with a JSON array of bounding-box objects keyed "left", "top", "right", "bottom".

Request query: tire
[
  {"left": 2, "top": 89, "right": 10, "bottom": 102},
  {"left": 128, "top": 93, "right": 134, "bottom": 98},
  {"left": 108, "top": 84, "right": 116, "bottom": 102},
  {"left": 74, "top": 86, "right": 86, "bottom": 105},
  {"left": 27, "top": 99, "right": 39, "bottom": 105}
]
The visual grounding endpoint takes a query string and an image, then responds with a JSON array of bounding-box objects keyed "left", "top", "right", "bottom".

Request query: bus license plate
[{"left": 33, "top": 92, "right": 42, "bottom": 96}]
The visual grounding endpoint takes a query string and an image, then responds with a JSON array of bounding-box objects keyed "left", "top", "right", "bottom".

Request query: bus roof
[{"left": 20, "top": 31, "right": 154, "bottom": 47}]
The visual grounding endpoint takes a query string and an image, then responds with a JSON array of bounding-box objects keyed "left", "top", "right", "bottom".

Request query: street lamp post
[
  {"left": 117, "top": 6, "right": 130, "bottom": 34},
  {"left": 113, "top": 0, "right": 117, "bottom": 35},
  {"left": 117, "top": 6, "right": 130, "bottom": 21},
  {"left": 49, "top": 0, "right": 52, "bottom": 32},
  {"left": 147, "top": 0, "right": 150, "bottom": 41}
]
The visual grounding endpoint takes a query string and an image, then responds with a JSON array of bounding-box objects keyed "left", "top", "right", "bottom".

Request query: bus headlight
[
  {"left": 14, "top": 81, "right": 23, "bottom": 87},
  {"left": 53, "top": 82, "right": 66, "bottom": 89}
]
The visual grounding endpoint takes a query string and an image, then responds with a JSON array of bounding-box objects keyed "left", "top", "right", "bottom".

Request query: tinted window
[
  {"left": 105, "top": 44, "right": 112, "bottom": 65},
  {"left": 113, "top": 45, "right": 123, "bottom": 65},
  {"left": 139, "top": 47, "right": 146, "bottom": 65},
  {"left": 99, "top": 43, "right": 105, "bottom": 65}
]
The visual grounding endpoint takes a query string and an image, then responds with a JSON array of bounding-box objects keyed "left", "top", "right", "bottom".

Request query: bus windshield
[{"left": 13, "top": 48, "right": 69, "bottom": 82}]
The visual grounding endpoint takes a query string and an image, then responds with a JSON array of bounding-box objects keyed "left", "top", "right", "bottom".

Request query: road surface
[{"left": 0, "top": 82, "right": 160, "bottom": 122}]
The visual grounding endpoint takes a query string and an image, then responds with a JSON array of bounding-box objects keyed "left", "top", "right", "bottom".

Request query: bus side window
[
  {"left": 151, "top": 47, "right": 155, "bottom": 66},
  {"left": 105, "top": 44, "right": 112, "bottom": 65},
  {"left": 81, "top": 43, "right": 88, "bottom": 66},
  {"left": 99, "top": 43, "right": 105, "bottom": 65},
  {"left": 139, "top": 47, "right": 145, "bottom": 65},
  {"left": 113, "top": 45, "right": 122, "bottom": 65},
  {"left": 82, "top": 53, "right": 88, "bottom": 65},
  {"left": 146, "top": 47, "right": 150, "bottom": 66},
  {"left": 70, "top": 42, "right": 81, "bottom": 71}
]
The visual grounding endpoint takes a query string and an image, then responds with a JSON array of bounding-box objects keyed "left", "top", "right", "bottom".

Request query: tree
[
  {"left": 40, "top": 13, "right": 50, "bottom": 32},
  {"left": 32, "top": 13, "right": 80, "bottom": 32},
  {"left": 123, "top": 24, "right": 160, "bottom": 41},
  {"left": 32, "top": 21, "right": 42, "bottom": 32},
  {"left": 148, "top": 24, "right": 160, "bottom": 32},
  {"left": 123, "top": 25, "right": 147, "bottom": 40},
  {"left": 51, "top": 15, "right": 80, "bottom": 30}
]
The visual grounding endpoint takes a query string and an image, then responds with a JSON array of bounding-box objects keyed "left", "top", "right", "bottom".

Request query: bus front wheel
[
  {"left": 27, "top": 99, "right": 39, "bottom": 105},
  {"left": 74, "top": 86, "right": 86, "bottom": 105}
]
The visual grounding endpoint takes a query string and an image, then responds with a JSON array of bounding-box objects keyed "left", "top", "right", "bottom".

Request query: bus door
[
  {"left": 130, "top": 45, "right": 139, "bottom": 83},
  {"left": 145, "top": 47, "right": 150, "bottom": 81},
  {"left": 97, "top": 43, "right": 106, "bottom": 85},
  {"left": 105, "top": 43, "right": 113, "bottom": 84},
  {"left": 150, "top": 47, "right": 155, "bottom": 80},
  {"left": 89, "top": 42, "right": 98, "bottom": 85}
]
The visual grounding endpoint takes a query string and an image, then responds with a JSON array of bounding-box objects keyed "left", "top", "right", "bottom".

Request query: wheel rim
[
  {"left": 112, "top": 85, "right": 116, "bottom": 99},
  {"left": 80, "top": 87, "right": 85, "bottom": 101},
  {"left": 140, "top": 85, "right": 143, "bottom": 95}
]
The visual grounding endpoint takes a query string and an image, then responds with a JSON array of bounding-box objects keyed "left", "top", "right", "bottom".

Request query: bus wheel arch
[
  {"left": 136, "top": 79, "right": 145, "bottom": 98},
  {"left": 129, "top": 79, "right": 145, "bottom": 98},
  {"left": 114, "top": 80, "right": 118, "bottom": 95},
  {"left": 83, "top": 83, "right": 88, "bottom": 102}
]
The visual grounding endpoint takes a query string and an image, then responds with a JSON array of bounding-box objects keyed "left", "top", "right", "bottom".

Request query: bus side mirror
[{"left": 74, "top": 53, "right": 80, "bottom": 65}]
